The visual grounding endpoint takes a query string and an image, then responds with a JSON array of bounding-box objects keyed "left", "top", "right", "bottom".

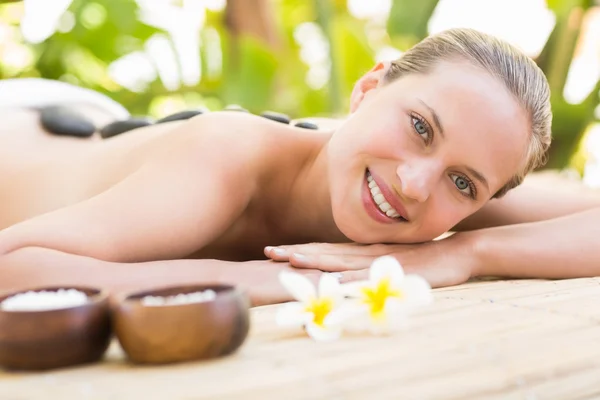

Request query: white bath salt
[
  {"left": 141, "top": 289, "right": 217, "bottom": 306},
  {"left": 0, "top": 289, "right": 89, "bottom": 312}
]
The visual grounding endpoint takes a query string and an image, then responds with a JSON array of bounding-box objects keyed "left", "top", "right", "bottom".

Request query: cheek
[
  {"left": 362, "top": 121, "right": 415, "bottom": 159},
  {"left": 352, "top": 101, "right": 409, "bottom": 145}
]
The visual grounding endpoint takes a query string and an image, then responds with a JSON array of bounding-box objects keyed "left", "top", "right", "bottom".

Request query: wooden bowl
[
  {"left": 113, "top": 284, "right": 250, "bottom": 364},
  {"left": 0, "top": 286, "right": 112, "bottom": 371}
]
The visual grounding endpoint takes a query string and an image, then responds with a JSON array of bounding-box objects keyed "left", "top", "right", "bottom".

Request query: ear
[{"left": 349, "top": 62, "right": 390, "bottom": 113}]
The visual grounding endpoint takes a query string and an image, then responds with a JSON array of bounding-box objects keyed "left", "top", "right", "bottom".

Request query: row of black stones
[{"left": 39, "top": 105, "right": 319, "bottom": 139}]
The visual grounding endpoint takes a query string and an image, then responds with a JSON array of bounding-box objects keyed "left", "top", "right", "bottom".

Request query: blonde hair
[{"left": 384, "top": 28, "right": 552, "bottom": 198}]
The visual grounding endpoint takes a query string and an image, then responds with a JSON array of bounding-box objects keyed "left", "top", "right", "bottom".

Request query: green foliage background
[{"left": 0, "top": 0, "right": 599, "bottom": 171}]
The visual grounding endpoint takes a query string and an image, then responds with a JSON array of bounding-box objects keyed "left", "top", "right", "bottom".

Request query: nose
[{"left": 396, "top": 160, "right": 441, "bottom": 203}]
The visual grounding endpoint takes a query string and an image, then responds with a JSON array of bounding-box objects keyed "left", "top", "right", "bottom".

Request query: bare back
[
  {"left": 1, "top": 109, "right": 185, "bottom": 226},
  {"left": 0, "top": 109, "right": 331, "bottom": 261}
]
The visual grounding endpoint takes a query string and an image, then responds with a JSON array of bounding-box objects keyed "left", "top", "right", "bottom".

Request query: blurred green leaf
[
  {"left": 535, "top": 1, "right": 598, "bottom": 170},
  {"left": 331, "top": 15, "right": 375, "bottom": 101},
  {"left": 387, "top": 0, "right": 439, "bottom": 48},
  {"left": 221, "top": 36, "right": 278, "bottom": 112},
  {"left": 546, "top": 0, "right": 594, "bottom": 12}
]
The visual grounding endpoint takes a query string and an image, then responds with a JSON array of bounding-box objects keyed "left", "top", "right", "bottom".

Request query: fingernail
[
  {"left": 265, "top": 246, "right": 274, "bottom": 253},
  {"left": 273, "top": 248, "right": 288, "bottom": 257},
  {"left": 292, "top": 253, "right": 307, "bottom": 263}
]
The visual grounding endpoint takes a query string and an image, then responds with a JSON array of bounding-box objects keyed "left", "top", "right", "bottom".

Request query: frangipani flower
[
  {"left": 342, "top": 256, "right": 433, "bottom": 333},
  {"left": 276, "top": 271, "right": 349, "bottom": 341}
]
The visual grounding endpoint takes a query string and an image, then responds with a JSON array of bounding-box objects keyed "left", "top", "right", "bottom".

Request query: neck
[{"left": 274, "top": 132, "right": 349, "bottom": 244}]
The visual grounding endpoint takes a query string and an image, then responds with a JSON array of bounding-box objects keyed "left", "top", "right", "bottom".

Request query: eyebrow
[
  {"left": 418, "top": 99, "right": 444, "bottom": 138},
  {"left": 466, "top": 167, "right": 489, "bottom": 192}
]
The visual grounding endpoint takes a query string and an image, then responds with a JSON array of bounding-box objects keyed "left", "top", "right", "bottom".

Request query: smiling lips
[{"left": 364, "top": 170, "right": 409, "bottom": 223}]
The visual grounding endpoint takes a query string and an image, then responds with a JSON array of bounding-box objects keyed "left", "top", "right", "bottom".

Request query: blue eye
[
  {"left": 414, "top": 119, "right": 427, "bottom": 135},
  {"left": 450, "top": 174, "right": 475, "bottom": 198},
  {"left": 411, "top": 114, "right": 431, "bottom": 143}
]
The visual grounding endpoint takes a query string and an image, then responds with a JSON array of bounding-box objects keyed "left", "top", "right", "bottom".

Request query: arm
[
  {"left": 0, "top": 246, "right": 315, "bottom": 306},
  {"left": 454, "top": 172, "right": 600, "bottom": 230},
  {"left": 0, "top": 114, "right": 255, "bottom": 262},
  {"left": 265, "top": 206, "right": 600, "bottom": 285},
  {"left": 468, "top": 207, "right": 600, "bottom": 279}
]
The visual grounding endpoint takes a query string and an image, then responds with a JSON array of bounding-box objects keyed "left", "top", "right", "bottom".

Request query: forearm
[
  {"left": 0, "top": 247, "right": 295, "bottom": 306},
  {"left": 468, "top": 207, "right": 600, "bottom": 279},
  {"left": 0, "top": 247, "right": 224, "bottom": 296}
]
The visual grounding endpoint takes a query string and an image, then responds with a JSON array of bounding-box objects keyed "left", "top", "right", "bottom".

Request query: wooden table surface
[{"left": 2, "top": 277, "right": 600, "bottom": 400}]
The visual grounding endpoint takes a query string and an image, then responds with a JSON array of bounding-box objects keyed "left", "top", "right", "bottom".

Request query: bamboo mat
[{"left": 2, "top": 277, "right": 600, "bottom": 400}]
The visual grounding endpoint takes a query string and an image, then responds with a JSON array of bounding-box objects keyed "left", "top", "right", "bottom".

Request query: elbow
[
  {"left": 0, "top": 247, "right": 112, "bottom": 293},
  {"left": 0, "top": 247, "right": 70, "bottom": 292},
  {"left": 0, "top": 227, "right": 24, "bottom": 257},
  {"left": 0, "top": 248, "right": 34, "bottom": 292}
]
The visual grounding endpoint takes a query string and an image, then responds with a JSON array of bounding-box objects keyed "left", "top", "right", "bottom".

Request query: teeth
[
  {"left": 373, "top": 193, "right": 385, "bottom": 204},
  {"left": 366, "top": 172, "right": 404, "bottom": 220},
  {"left": 386, "top": 209, "right": 400, "bottom": 218},
  {"left": 379, "top": 202, "right": 392, "bottom": 212}
]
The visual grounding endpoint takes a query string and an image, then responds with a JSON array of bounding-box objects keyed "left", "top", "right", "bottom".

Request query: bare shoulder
[
  {"left": 147, "top": 111, "right": 310, "bottom": 175},
  {"left": 150, "top": 112, "right": 271, "bottom": 159}
]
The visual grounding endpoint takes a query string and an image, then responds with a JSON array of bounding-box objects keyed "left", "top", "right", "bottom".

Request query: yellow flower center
[
  {"left": 361, "top": 278, "right": 402, "bottom": 317},
  {"left": 305, "top": 297, "right": 334, "bottom": 326}
]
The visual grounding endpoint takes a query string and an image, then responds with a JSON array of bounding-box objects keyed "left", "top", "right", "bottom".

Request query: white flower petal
[
  {"left": 383, "top": 297, "right": 409, "bottom": 315},
  {"left": 367, "top": 315, "right": 391, "bottom": 335},
  {"left": 275, "top": 302, "right": 312, "bottom": 327},
  {"left": 380, "top": 299, "right": 409, "bottom": 333},
  {"left": 319, "top": 273, "right": 343, "bottom": 303},
  {"left": 279, "top": 270, "right": 317, "bottom": 303},
  {"left": 401, "top": 275, "right": 433, "bottom": 307},
  {"left": 340, "top": 280, "right": 370, "bottom": 298},
  {"left": 305, "top": 322, "right": 342, "bottom": 342},
  {"left": 370, "top": 256, "right": 404, "bottom": 286},
  {"left": 383, "top": 298, "right": 411, "bottom": 330},
  {"left": 365, "top": 298, "right": 411, "bottom": 335},
  {"left": 345, "top": 313, "right": 373, "bottom": 332},
  {"left": 323, "top": 302, "right": 363, "bottom": 326}
]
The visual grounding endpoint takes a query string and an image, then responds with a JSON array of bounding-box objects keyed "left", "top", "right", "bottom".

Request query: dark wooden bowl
[
  {"left": 113, "top": 284, "right": 250, "bottom": 364},
  {"left": 0, "top": 286, "right": 112, "bottom": 371}
]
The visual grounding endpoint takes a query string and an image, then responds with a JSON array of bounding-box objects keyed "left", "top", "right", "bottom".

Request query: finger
[
  {"left": 264, "top": 246, "right": 289, "bottom": 262},
  {"left": 265, "top": 244, "right": 330, "bottom": 261},
  {"left": 289, "top": 252, "right": 375, "bottom": 272},
  {"left": 265, "top": 242, "right": 390, "bottom": 260}
]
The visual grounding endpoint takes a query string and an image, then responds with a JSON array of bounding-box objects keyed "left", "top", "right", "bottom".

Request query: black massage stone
[
  {"left": 260, "top": 111, "right": 291, "bottom": 124},
  {"left": 294, "top": 121, "right": 319, "bottom": 130},
  {"left": 156, "top": 110, "right": 204, "bottom": 124},
  {"left": 39, "top": 106, "right": 96, "bottom": 138},
  {"left": 224, "top": 104, "right": 250, "bottom": 113},
  {"left": 100, "top": 117, "right": 153, "bottom": 139}
]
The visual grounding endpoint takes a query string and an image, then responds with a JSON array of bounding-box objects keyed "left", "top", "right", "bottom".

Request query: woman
[{"left": 0, "top": 28, "right": 598, "bottom": 306}]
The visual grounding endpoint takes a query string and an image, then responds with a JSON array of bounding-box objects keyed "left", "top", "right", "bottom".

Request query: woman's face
[{"left": 327, "top": 60, "right": 530, "bottom": 243}]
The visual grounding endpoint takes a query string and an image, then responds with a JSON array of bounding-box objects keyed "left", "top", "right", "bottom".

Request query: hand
[
  {"left": 264, "top": 233, "right": 476, "bottom": 288},
  {"left": 217, "top": 260, "right": 325, "bottom": 307}
]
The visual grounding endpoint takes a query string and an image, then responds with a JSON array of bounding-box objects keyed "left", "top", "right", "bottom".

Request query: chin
[
  {"left": 329, "top": 207, "right": 368, "bottom": 243},
  {"left": 331, "top": 208, "right": 392, "bottom": 244},
  {"left": 335, "top": 222, "right": 375, "bottom": 244},
  {"left": 332, "top": 207, "right": 449, "bottom": 245}
]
